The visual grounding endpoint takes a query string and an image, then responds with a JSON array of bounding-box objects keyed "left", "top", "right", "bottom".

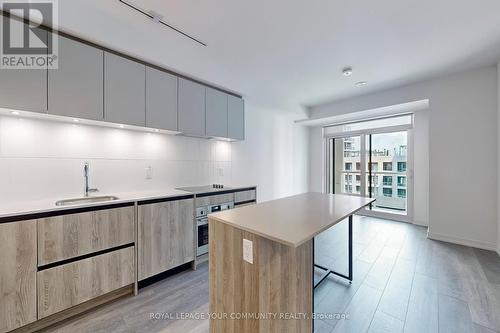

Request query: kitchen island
[{"left": 208, "top": 192, "right": 374, "bottom": 333}]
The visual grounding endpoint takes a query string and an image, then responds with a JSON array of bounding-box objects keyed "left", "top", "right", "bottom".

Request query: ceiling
[{"left": 56, "top": 0, "right": 500, "bottom": 118}]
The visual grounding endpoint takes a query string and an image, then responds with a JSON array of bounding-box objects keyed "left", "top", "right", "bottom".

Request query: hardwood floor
[{"left": 42, "top": 216, "right": 500, "bottom": 333}]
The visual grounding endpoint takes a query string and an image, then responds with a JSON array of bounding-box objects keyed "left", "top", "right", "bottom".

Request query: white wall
[
  {"left": 498, "top": 61, "right": 500, "bottom": 255},
  {"left": 0, "top": 102, "right": 310, "bottom": 204},
  {"left": 309, "top": 66, "right": 498, "bottom": 251},
  {"left": 232, "top": 102, "right": 310, "bottom": 202},
  {"left": 411, "top": 110, "right": 430, "bottom": 226}
]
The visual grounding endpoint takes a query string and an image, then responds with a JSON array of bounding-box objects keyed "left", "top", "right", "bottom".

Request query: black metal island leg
[{"left": 313, "top": 214, "right": 353, "bottom": 288}]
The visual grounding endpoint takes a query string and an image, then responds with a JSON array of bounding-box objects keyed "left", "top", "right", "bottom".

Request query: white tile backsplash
[{"left": 0, "top": 115, "right": 232, "bottom": 202}]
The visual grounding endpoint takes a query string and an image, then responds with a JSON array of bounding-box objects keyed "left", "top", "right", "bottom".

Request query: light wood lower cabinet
[
  {"left": 37, "top": 247, "right": 135, "bottom": 319},
  {"left": 138, "top": 198, "right": 194, "bottom": 280},
  {"left": 234, "top": 189, "right": 256, "bottom": 204},
  {"left": 0, "top": 221, "right": 37, "bottom": 333},
  {"left": 37, "top": 206, "right": 135, "bottom": 266},
  {"left": 195, "top": 193, "right": 234, "bottom": 207}
]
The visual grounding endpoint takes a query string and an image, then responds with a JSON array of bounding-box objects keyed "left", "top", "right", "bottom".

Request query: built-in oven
[{"left": 197, "top": 202, "right": 234, "bottom": 256}]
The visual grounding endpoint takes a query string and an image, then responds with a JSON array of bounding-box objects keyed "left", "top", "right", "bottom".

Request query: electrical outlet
[
  {"left": 145, "top": 166, "right": 152, "bottom": 180},
  {"left": 243, "top": 239, "right": 253, "bottom": 264}
]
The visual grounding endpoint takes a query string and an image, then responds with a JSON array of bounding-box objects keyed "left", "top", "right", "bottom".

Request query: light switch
[{"left": 243, "top": 239, "right": 253, "bottom": 264}]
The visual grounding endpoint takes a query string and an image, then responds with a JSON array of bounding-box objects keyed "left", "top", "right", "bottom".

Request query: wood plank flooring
[{"left": 41, "top": 216, "right": 500, "bottom": 333}]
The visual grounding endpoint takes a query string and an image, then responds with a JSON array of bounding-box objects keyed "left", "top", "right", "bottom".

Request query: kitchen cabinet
[
  {"left": 0, "top": 220, "right": 37, "bottom": 333},
  {"left": 37, "top": 247, "right": 134, "bottom": 318},
  {"left": 138, "top": 198, "right": 194, "bottom": 280},
  {"left": 205, "top": 88, "right": 228, "bottom": 138},
  {"left": 146, "top": 67, "right": 178, "bottom": 131},
  {"left": 104, "top": 52, "right": 146, "bottom": 126},
  {"left": 48, "top": 35, "right": 104, "bottom": 120},
  {"left": 234, "top": 189, "right": 256, "bottom": 204},
  {"left": 0, "top": 21, "right": 47, "bottom": 113},
  {"left": 178, "top": 78, "right": 206, "bottom": 137},
  {"left": 195, "top": 193, "right": 235, "bottom": 208},
  {"left": 37, "top": 205, "right": 135, "bottom": 266},
  {"left": 228, "top": 95, "right": 245, "bottom": 140}
]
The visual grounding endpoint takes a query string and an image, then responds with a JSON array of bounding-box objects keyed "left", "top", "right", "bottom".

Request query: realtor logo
[{"left": 1, "top": 0, "right": 58, "bottom": 69}]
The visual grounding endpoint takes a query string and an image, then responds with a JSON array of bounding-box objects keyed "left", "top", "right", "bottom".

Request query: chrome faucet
[{"left": 83, "top": 162, "right": 99, "bottom": 197}]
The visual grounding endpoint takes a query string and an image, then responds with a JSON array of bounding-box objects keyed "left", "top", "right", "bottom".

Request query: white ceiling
[{"left": 57, "top": 0, "right": 500, "bottom": 118}]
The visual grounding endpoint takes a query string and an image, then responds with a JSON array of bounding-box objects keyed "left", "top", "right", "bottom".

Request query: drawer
[
  {"left": 234, "top": 202, "right": 256, "bottom": 208},
  {"left": 234, "top": 189, "right": 256, "bottom": 204},
  {"left": 196, "top": 193, "right": 234, "bottom": 207},
  {"left": 38, "top": 206, "right": 135, "bottom": 266},
  {"left": 37, "top": 247, "right": 135, "bottom": 318}
]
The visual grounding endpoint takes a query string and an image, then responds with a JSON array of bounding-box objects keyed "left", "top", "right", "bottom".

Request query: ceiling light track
[{"left": 118, "top": 0, "right": 207, "bottom": 47}]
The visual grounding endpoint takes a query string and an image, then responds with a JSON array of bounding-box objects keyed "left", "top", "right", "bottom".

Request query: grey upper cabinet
[
  {"left": 228, "top": 95, "right": 245, "bottom": 140},
  {"left": 178, "top": 78, "right": 206, "bottom": 137},
  {"left": 0, "top": 22, "right": 47, "bottom": 113},
  {"left": 48, "top": 35, "right": 104, "bottom": 120},
  {"left": 206, "top": 88, "right": 228, "bottom": 138},
  {"left": 104, "top": 52, "right": 145, "bottom": 127},
  {"left": 146, "top": 67, "right": 178, "bottom": 131}
]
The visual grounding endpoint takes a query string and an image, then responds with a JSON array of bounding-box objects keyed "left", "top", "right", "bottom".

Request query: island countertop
[{"left": 209, "top": 192, "right": 375, "bottom": 247}]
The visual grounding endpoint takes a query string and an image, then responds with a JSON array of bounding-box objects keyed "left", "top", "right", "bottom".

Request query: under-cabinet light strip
[{"left": 118, "top": 0, "right": 207, "bottom": 47}]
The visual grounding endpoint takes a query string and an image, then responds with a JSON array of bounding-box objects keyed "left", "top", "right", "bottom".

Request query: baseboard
[
  {"left": 412, "top": 220, "right": 428, "bottom": 227},
  {"left": 427, "top": 231, "right": 497, "bottom": 251}
]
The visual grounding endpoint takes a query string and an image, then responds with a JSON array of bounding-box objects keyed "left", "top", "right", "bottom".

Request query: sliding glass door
[
  {"left": 365, "top": 131, "right": 409, "bottom": 216},
  {"left": 326, "top": 136, "right": 363, "bottom": 196},
  {"left": 325, "top": 116, "right": 413, "bottom": 222}
]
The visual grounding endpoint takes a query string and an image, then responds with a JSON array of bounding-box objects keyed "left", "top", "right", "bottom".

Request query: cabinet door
[
  {"left": 104, "top": 52, "right": 145, "bottom": 126},
  {"left": 48, "top": 35, "right": 104, "bottom": 120},
  {"left": 0, "top": 220, "right": 37, "bottom": 333},
  {"left": 138, "top": 198, "right": 194, "bottom": 280},
  {"left": 228, "top": 95, "right": 245, "bottom": 140},
  {"left": 146, "top": 67, "right": 178, "bottom": 131},
  {"left": 0, "top": 20, "right": 47, "bottom": 113},
  {"left": 37, "top": 247, "right": 134, "bottom": 318},
  {"left": 178, "top": 78, "right": 206, "bottom": 137},
  {"left": 234, "top": 189, "right": 256, "bottom": 204},
  {"left": 206, "top": 88, "right": 228, "bottom": 138},
  {"left": 37, "top": 206, "right": 135, "bottom": 266}
]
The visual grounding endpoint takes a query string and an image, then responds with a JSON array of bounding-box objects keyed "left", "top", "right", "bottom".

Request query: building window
[
  {"left": 356, "top": 186, "right": 361, "bottom": 193},
  {"left": 397, "top": 162, "right": 407, "bottom": 172},
  {"left": 345, "top": 185, "right": 353, "bottom": 193},
  {"left": 383, "top": 188, "right": 393, "bottom": 197},
  {"left": 397, "top": 176, "right": 406, "bottom": 187},
  {"left": 383, "top": 176, "right": 392, "bottom": 186},
  {"left": 398, "top": 189, "right": 407, "bottom": 198},
  {"left": 356, "top": 162, "right": 361, "bottom": 170},
  {"left": 383, "top": 162, "right": 393, "bottom": 171},
  {"left": 356, "top": 175, "right": 361, "bottom": 182},
  {"left": 345, "top": 163, "right": 352, "bottom": 171},
  {"left": 369, "top": 162, "right": 378, "bottom": 172}
]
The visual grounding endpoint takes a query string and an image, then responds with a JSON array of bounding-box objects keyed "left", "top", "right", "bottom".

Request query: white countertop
[
  {"left": 209, "top": 192, "right": 375, "bottom": 247},
  {"left": 0, "top": 189, "right": 192, "bottom": 220}
]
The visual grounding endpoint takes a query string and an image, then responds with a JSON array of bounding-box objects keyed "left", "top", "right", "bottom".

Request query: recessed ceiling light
[
  {"left": 154, "top": 129, "right": 160, "bottom": 133},
  {"left": 11, "top": 111, "right": 20, "bottom": 115},
  {"left": 73, "top": 118, "right": 80, "bottom": 122},
  {"left": 355, "top": 81, "right": 368, "bottom": 87},
  {"left": 342, "top": 67, "right": 353, "bottom": 76},
  {"left": 119, "top": 124, "right": 125, "bottom": 128}
]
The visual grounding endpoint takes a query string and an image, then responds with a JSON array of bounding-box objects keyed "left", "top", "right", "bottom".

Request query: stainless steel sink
[{"left": 55, "top": 196, "right": 120, "bottom": 206}]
